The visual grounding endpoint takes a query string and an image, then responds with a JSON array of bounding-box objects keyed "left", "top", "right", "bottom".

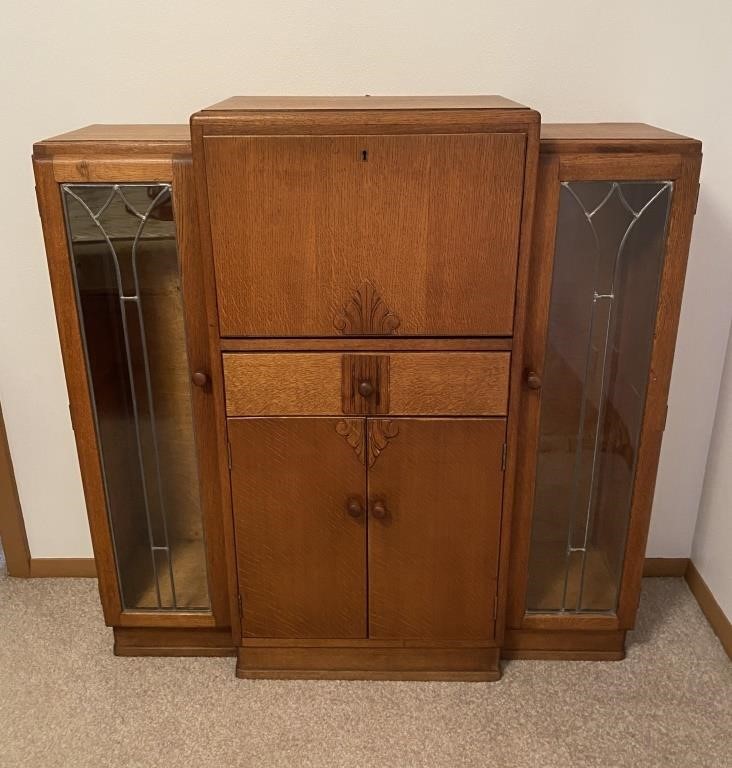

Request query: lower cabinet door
[
  {"left": 367, "top": 418, "right": 505, "bottom": 640},
  {"left": 229, "top": 417, "right": 368, "bottom": 638}
]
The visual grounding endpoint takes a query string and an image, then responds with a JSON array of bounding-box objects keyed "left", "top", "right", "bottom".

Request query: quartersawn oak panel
[
  {"left": 205, "top": 133, "right": 526, "bottom": 337},
  {"left": 224, "top": 353, "right": 343, "bottom": 415},
  {"left": 368, "top": 418, "right": 505, "bottom": 641},
  {"left": 229, "top": 418, "right": 367, "bottom": 638},
  {"left": 223, "top": 352, "right": 510, "bottom": 416},
  {"left": 389, "top": 352, "right": 509, "bottom": 415}
]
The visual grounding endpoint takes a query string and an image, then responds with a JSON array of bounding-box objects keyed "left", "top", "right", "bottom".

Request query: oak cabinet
[{"left": 32, "top": 99, "right": 701, "bottom": 678}]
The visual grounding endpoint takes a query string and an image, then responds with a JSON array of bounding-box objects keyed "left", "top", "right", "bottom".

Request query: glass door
[
  {"left": 62, "top": 183, "right": 211, "bottom": 611},
  {"left": 525, "top": 180, "right": 673, "bottom": 614}
]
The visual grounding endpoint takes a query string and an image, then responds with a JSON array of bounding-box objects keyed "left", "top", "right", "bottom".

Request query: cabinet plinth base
[
  {"left": 113, "top": 627, "right": 236, "bottom": 657},
  {"left": 236, "top": 644, "right": 501, "bottom": 681},
  {"left": 501, "top": 629, "right": 627, "bottom": 661}
]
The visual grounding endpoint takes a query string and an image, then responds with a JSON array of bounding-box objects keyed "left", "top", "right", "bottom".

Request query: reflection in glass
[
  {"left": 63, "top": 184, "right": 210, "bottom": 611},
  {"left": 526, "top": 181, "right": 673, "bottom": 613}
]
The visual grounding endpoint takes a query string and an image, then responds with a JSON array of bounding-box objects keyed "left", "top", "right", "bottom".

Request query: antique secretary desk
[{"left": 32, "top": 96, "right": 701, "bottom": 680}]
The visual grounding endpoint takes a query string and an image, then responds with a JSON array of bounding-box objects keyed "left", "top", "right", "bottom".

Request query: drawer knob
[
  {"left": 358, "top": 380, "right": 374, "bottom": 398},
  {"left": 526, "top": 371, "right": 542, "bottom": 390},
  {"left": 346, "top": 498, "right": 363, "bottom": 518},
  {"left": 192, "top": 370, "right": 209, "bottom": 388},
  {"left": 371, "top": 500, "right": 388, "bottom": 520}
]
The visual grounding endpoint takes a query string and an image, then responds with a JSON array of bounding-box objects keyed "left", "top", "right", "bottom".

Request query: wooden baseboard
[
  {"left": 643, "top": 557, "right": 690, "bottom": 577},
  {"left": 29, "top": 558, "right": 97, "bottom": 578},
  {"left": 685, "top": 561, "right": 732, "bottom": 659}
]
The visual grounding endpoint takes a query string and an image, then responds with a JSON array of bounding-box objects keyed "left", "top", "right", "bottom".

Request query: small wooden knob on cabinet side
[
  {"left": 192, "top": 371, "right": 209, "bottom": 388},
  {"left": 526, "top": 371, "right": 542, "bottom": 390},
  {"left": 371, "top": 501, "right": 388, "bottom": 520}
]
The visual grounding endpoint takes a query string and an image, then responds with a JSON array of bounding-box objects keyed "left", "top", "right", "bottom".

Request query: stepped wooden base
[
  {"left": 236, "top": 643, "right": 502, "bottom": 681},
  {"left": 501, "top": 628, "right": 626, "bottom": 661},
  {"left": 114, "top": 626, "right": 236, "bottom": 657}
]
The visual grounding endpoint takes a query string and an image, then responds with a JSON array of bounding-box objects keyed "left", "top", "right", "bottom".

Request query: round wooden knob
[
  {"left": 191, "top": 371, "right": 209, "bottom": 388},
  {"left": 526, "top": 371, "right": 542, "bottom": 390},
  {"left": 371, "top": 501, "right": 388, "bottom": 520},
  {"left": 346, "top": 498, "right": 363, "bottom": 518},
  {"left": 358, "top": 380, "right": 374, "bottom": 398}
]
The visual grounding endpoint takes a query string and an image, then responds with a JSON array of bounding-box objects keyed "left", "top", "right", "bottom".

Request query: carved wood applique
[
  {"left": 335, "top": 418, "right": 398, "bottom": 468},
  {"left": 334, "top": 281, "right": 401, "bottom": 335},
  {"left": 367, "top": 420, "right": 399, "bottom": 468},
  {"left": 335, "top": 419, "right": 365, "bottom": 465}
]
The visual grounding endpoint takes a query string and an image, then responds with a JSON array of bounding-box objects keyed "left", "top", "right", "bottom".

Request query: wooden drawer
[{"left": 223, "top": 352, "right": 510, "bottom": 417}]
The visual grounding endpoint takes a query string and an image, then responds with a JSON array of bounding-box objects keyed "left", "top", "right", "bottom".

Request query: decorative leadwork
[{"left": 334, "top": 281, "right": 401, "bottom": 335}]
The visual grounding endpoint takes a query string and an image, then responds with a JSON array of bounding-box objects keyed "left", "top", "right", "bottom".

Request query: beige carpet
[{"left": 0, "top": 557, "right": 729, "bottom": 768}]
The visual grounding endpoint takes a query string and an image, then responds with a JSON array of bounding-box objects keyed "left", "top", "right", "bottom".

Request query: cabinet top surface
[
  {"left": 37, "top": 124, "right": 191, "bottom": 144},
  {"left": 202, "top": 95, "right": 529, "bottom": 111},
  {"left": 34, "top": 121, "right": 700, "bottom": 156},
  {"left": 541, "top": 122, "right": 701, "bottom": 153}
]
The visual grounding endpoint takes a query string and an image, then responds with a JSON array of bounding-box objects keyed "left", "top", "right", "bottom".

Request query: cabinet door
[
  {"left": 204, "top": 133, "right": 526, "bottom": 337},
  {"left": 61, "top": 180, "right": 218, "bottom": 616},
  {"left": 229, "top": 418, "right": 367, "bottom": 638},
  {"left": 518, "top": 176, "right": 676, "bottom": 618},
  {"left": 367, "top": 418, "right": 505, "bottom": 640}
]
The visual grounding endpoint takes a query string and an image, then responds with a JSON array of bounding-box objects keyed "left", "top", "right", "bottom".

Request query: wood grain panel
[
  {"left": 224, "top": 353, "right": 342, "bottom": 415},
  {"left": 229, "top": 418, "right": 367, "bottom": 638},
  {"left": 224, "top": 352, "right": 510, "bottom": 416},
  {"left": 237, "top": 645, "right": 501, "bottom": 681},
  {"left": 53, "top": 157, "right": 173, "bottom": 182},
  {"left": 205, "top": 133, "right": 525, "bottom": 337},
  {"left": 368, "top": 418, "right": 505, "bottom": 640},
  {"left": 389, "top": 352, "right": 509, "bottom": 415}
]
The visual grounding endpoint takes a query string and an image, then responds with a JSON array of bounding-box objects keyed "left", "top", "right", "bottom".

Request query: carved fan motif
[{"left": 334, "top": 281, "right": 401, "bottom": 335}]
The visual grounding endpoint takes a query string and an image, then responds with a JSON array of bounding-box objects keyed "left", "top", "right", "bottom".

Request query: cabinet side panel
[
  {"left": 616, "top": 153, "right": 701, "bottom": 628},
  {"left": 32, "top": 158, "right": 122, "bottom": 623}
]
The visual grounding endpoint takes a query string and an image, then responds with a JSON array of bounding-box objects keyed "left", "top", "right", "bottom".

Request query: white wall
[
  {"left": 692, "top": 329, "right": 732, "bottom": 619},
  {"left": 1, "top": 1, "right": 731, "bottom": 561}
]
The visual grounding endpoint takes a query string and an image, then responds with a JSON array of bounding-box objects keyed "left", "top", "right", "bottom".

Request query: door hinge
[
  {"left": 238, "top": 593, "right": 243, "bottom": 618},
  {"left": 227, "top": 440, "right": 232, "bottom": 470},
  {"left": 501, "top": 443, "right": 507, "bottom": 472}
]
